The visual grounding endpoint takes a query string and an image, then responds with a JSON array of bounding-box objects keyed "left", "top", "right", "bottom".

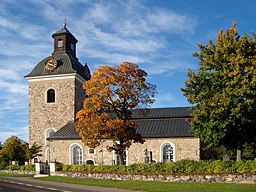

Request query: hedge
[
  {"left": 1, "top": 160, "right": 256, "bottom": 174},
  {"left": 58, "top": 160, "right": 256, "bottom": 174}
]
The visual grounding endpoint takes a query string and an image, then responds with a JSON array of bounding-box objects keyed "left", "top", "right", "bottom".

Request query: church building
[{"left": 25, "top": 23, "right": 200, "bottom": 165}]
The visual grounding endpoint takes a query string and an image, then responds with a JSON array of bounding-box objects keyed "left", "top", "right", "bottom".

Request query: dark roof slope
[
  {"left": 52, "top": 26, "right": 77, "bottom": 43},
  {"left": 50, "top": 121, "right": 80, "bottom": 140},
  {"left": 49, "top": 107, "right": 193, "bottom": 140},
  {"left": 25, "top": 52, "right": 90, "bottom": 80},
  {"left": 132, "top": 107, "right": 191, "bottom": 119}
]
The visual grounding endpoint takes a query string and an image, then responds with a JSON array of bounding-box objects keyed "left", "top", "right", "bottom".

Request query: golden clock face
[{"left": 45, "top": 58, "right": 57, "bottom": 71}]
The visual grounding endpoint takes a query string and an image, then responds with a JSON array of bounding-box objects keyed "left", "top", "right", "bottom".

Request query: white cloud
[
  {"left": 0, "top": 69, "right": 21, "bottom": 81},
  {"left": 0, "top": 126, "right": 28, "bottom": 143},
  {"left": 152, "top": 92, "right": 188, "bottom": 108},
  {"left": 147, "top": 9, "right": 197, "bottom": 33}
]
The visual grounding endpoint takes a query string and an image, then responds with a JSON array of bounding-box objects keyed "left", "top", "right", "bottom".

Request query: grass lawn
[
  {"left": 0, "top": 173, "right": 34, "bottom": 177},
  {"left": 36, "top": 176, "right": 256, "bottom": 192}
]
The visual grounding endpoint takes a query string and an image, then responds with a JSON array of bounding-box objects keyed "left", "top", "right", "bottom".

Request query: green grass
[
  {"left": 0, "top": 173, "right": 34, "bottom": 177},
  {"left": 36, "top": 176, "right": 256, "bottom": 192}
]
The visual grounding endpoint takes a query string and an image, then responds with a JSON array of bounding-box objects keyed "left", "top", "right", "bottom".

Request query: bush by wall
[
  {"left": 0, "top": 160, "right": 255, "bottom": 174},
  {"left": 2, "top": 164, "right": 34, "bottom": 171},
  {"left": 58, "top": 160, "right": 256, "bottom": 174}
]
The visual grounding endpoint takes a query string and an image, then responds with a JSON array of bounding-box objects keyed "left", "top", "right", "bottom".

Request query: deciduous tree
[
  {"left": 0, "top": 136, "right": 27, "bottom": 164},
  {"left": 181, "top": 23, "right": 256, "bottom": 161},
  {"left": 76, "top": 62, "right": 156, "bottom": 165},
  {"left": 25, "top": 142, "right": 42, "bottom": 164}
]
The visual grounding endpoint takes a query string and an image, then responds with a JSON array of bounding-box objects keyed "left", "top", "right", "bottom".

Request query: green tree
[
  {"left": 181, "top": 23, "right": 256, "bottom": 161},
  {"left": 76, "top": 62, "right": 157, "bottom": 165},
  {"left": 25, "top": 142, "right": 42, "bottom": 164},
  {"left": 0, "top": 136, "right": 27, "bottom": 164}
]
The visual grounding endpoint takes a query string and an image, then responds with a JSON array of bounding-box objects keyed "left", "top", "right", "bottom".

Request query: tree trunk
[
  {"left": 236, "top": 143, "right": 242, "bottom": 161},
  {"left": 119, "top": 141, "right": 125, "bottom": 165},
  {"left": 120, "top": 153, "right": 125, "bottom": 165}
]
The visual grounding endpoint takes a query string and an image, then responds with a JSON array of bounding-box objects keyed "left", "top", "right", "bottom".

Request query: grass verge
[
  {"left": 35, "top": 176, "right": 256, "bottom": 192},
  {"left": 0, "top": 173, "right": 34, "bottom": 177}
]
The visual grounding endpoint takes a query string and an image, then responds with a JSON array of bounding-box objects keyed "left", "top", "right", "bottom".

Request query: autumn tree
[
  {"left": 182, "top": 23, "right": 256, "bottom": 161},
  {"left": 76, "top": 62, "right": 156, "bottom": 165}
]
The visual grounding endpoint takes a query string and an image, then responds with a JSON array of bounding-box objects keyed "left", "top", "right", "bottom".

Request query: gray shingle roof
[
  {"left": 25, "top": 52, "right": 90, "bottom": 80},
  {"left": 49, "top": 107, "right": 193, "bottom": 140},
  {"left": 49, "top": 121, "right": 80, "bottom": 140}
]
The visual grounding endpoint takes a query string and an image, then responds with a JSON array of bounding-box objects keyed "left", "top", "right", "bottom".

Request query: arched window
[
  {"left": 85, "top": 159, "right": 95, "bottom": 165},
  {"left": 47, "top": 89, "right": 55, "bottom": 103},
  {"left": 70, "top": 144, "right": 83, "bottom": 165},
  {"left": 160, "top": 142, "right": 175, "bottom": 162},
  {"left": 45, "top": 128, "right": 56, "bottom": 146},
  {"left": 57, "top": 39, "right": 63, "bottom": 49}
]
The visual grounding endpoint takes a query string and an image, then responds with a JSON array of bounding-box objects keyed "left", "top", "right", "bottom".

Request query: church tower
[{"left": 25, "top": 21, "right": 90, "bottom": 162}]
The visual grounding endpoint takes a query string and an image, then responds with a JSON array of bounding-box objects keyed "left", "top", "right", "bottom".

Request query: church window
[
  {"left": 88, "top": 148, "right": 95, "bottom": 155},
  {"left": 45, "top": 128, "right": 56, "bottom": 146},
  {"left": 85, "top": 159, "right": 95, "bottom": 165},
  {"left": 70, "top": 144, "right": 83, "bottom": 165},
  {"left": 57, "top": 39, "right": 63, "bottom": 49},
  {"left": 113, "top": 149, "right": 128, "bottom": 165},
  {"left": 160, "top": 142, "right": 175, "bottom": 162},
  {"left": 47, "top": 89, "right": 55, "bottom": 103},
  {"left": 70, "top": 42, "right": 74, "bottom": 51}
]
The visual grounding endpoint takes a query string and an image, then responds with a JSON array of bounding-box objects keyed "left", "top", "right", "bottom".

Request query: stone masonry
[
  {"left": 50, "top": 137, "right": 200, "bottom": 165},
  {"left": 28, "top": 75, "right": 85, "bottom": 162}
]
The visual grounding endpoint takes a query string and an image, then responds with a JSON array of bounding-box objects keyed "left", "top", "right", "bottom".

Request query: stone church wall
[
  {"left": 28, "top": 76, "right": 78, "bottom": 162},
  {"left": 50, "top": 137, "right": 200, "bottom": 165}
]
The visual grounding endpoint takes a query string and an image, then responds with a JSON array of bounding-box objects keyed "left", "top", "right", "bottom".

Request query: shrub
[
  {"left": 19, "top": 165, "right": 34, "bottom": 171},
  {"left": 5, "top": 164, "right": 20, "bottom": 170},
  {"left": 56, "top": 160, "right": 256, "bottom": 174},
  {"left": 62, "top": 164, "right": 71, "bottom": 171},
  {"left": 55, "top": 163, "right": 63, "bottom": 171},
  {"left": 236, "top": 160, "right": 256, "bottom": 173},
  {"left": 0, "top": 161, "right": 8, "bottom": 170}
]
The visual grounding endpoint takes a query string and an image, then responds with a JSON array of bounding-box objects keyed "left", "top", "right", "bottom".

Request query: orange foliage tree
[{"left": 76, "top": 62, "right": 157, "bottom": 165}]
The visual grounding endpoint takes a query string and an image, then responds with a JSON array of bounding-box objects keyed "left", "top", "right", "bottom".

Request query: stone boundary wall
[{"left": 1, "top": 170, "right": 255, "bottom": 184}]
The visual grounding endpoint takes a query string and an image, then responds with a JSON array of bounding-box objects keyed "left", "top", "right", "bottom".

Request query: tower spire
[{"left": 63, "top": 17, "right": 67, "bottom": 29}]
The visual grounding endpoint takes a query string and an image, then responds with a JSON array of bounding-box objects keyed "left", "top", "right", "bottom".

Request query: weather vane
[{"left": 63, "top": 17, "right": 67, "bottom": 29}]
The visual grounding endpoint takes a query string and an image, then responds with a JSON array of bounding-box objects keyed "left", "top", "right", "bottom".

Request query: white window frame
[
  {"left": 113, "top": 149, "right": 128, "bottom": 165},
  {"left": 88, "top": 148, "right": 96, "bottom": 155},
  {"left": 69, "top": 143, "right": 83, "bottom": 165},
  {"left": 160, "top": 142, "right": 176, "bottom": 162},
  {"left": 57, "top": 39, "right": 63, "bottom": 48}
]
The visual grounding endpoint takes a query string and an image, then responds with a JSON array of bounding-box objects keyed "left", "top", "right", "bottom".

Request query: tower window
[
  {"left": 70, "top": 42, "right": 74, "bottom": 51},
  {"left": 47, "top": 89, "right": 55, "bottom": 103},
  {"left": 57, "top": 39, "right": 63, "bottom": 49}
]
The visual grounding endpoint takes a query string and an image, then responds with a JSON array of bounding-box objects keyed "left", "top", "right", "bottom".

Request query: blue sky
[{"left": 0, "top": 0, "right": 255, "bottom": 143}]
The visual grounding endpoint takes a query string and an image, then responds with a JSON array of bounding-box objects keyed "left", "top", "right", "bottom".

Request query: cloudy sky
[{"left": 0, "top": 0, "right": 255, "bottom": 143}]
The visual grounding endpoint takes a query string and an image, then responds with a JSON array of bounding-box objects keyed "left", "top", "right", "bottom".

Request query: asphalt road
[{"left": 0, "top": 176, "right": 135, "bottom": 192}]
